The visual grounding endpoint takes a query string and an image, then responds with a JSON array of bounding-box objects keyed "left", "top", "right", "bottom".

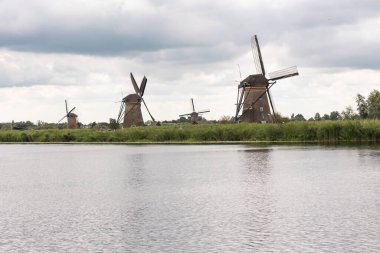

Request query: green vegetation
[
  {"left": 1, "top": 120, "right": 380, "bottom": 143},
  {"left": 1, "top": 89, "right": 379, "bottom": 143}
]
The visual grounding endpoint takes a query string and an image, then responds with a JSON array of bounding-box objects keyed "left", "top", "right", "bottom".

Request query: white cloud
[{"left": 0, "top": 0, "right": 380, "bottom": 123}]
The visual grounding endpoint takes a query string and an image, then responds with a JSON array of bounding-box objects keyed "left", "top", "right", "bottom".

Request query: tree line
[
  {"left": 1, "top": 89, "right": 379, "bottom": 130},
  {"left": 284, "top": 89, "right": 380, "bottom": 122}
]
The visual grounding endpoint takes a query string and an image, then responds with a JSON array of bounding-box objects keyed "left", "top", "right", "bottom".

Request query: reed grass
[{"left": 1, "top": 120, "right": 380, "bottom": 143}]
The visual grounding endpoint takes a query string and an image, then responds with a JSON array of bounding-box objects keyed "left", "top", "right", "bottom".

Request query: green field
[{"left": 1, "top": 120, "right": 380, "bottom": 143}]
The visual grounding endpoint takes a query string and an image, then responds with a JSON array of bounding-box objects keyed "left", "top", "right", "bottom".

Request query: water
[{"left": 0, "top": 144, "right": 379, "bottom": 252}]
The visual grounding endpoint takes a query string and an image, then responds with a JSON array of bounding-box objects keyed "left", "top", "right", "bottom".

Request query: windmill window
[{"left": 260, "top": 107, "right": 264, "bottom": 112}]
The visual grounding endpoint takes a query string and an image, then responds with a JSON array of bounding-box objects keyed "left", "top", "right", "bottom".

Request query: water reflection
[
  {"left": 236, "top": 148, "right": 276, "bottom": 251},
  {"left": 125, "top": 153, "right": 146, "bottom": 190},
  {"left": 1, "top": 145, "right": 380, "bottom": 252}
]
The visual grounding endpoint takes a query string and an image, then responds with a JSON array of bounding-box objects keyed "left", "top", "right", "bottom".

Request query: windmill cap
[
  {"left": 241, "top": 74, "right": 268, "bottom": 84},
  {"left": 122, "top": 94, "right": 141, "bottom": 103}
]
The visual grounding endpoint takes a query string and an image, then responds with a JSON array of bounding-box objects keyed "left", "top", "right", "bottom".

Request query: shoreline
[{"left": 1, "top": 140, "right": 379, "bottom": 145}]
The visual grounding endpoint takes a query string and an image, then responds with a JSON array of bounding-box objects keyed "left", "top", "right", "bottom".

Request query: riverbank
[{"left": 1, "top": 120, "right": 379, "bottom": 143}]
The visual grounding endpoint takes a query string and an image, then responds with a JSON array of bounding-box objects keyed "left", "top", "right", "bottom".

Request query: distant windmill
[
  {"left": 118, "top": 73, "right": 155, "bottom": 127},
  {"left": 235, "top": 35, "right": 299, "bottom": 123},
  {"left": 58, "top": 99, "right": 78, "bottom": 129},
  {"left": 179, "top": 98, "right": 210, "bottom": 124}
]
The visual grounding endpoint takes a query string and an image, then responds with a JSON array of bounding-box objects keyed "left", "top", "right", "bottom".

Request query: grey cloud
[{"left": 1, "top": 0, "right": 380, "bottom": 69}]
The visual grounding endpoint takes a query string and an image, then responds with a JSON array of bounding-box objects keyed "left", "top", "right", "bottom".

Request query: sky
[{"left": 1, "top": 0, "right": 380, "bottom": 123}]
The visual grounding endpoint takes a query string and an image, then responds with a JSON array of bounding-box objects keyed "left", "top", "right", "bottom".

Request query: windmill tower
[
  {"left": 235, "top": 35, "right": 299, "bottom": 123},
  {"left": 179, "top": 98, "right": 210, "bottom": 124},
  {"left": 58, "top": 99, "right": 78, "bottom": 129},
  {"left": 118, "top": 73, "right": 155, "bottom": 127}
]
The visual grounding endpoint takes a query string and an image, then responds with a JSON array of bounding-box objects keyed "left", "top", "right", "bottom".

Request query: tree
[
  {"left": 274, "top": 112, "right": 290, "bottom": 123},
  {"left": 109, "top": 118, "right": 120, "bottom": 130},
  {"left": 219, "top": 115, "right": 234, "bottom": 124},
  {"left": 367, "top": 89, "right": 380, "bottom": 119},
  {"left": 314, "top": 112, "right": 321, "bottom": 121},
  {"left": 178, "top": 116, "right": 190, "bottom": 123},
  {"left": 293, "top": 114, "right": 306, "bottom": 121},
  {"left": 322, "top": 114, "right": 330, "bottom": 120},
  {"left": 329, "top": 111, "right": 341, "bottom": 121},
  {"left": 356, "top": 93, "right": 368, "bottom": 119},
  {"left": 341, "top": 106, "right": 357, "bottom": 120},
  {"left": 1, "top": 123, "right": 12, "bottom": 130},
  {"left": 12, "top": 121, "right": 35, "bottom": 130}
]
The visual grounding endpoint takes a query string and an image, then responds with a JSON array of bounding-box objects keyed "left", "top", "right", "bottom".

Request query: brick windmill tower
[
  {"left": 117, "top": 73, "right": 155, "bottom": 127},
  {"left": 235, "top": 35, "right": 299, "bottom": 123},
  {"left": 58, "top": 99, "right": 78, "bottom": 129}
]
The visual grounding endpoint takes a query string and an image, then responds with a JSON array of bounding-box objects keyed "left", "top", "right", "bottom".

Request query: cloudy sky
[{"left": 1, "top": 0, "right": 379, "bottom": 123}]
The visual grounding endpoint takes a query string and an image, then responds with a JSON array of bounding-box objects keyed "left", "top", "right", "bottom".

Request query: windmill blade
[
  {"left": 268, "top": 66, "right": 299, "bottom": 81},
  {"left": 117, "top": 102, "right": 125, "bottom": 124},
  {"left": 119, "top": 113, "right": 125, "bottom": 123},
  {"left": 65, "top": 100, "right": 68, "bottom": 114},
  {"left": 67, "top": 107, "right": 76, "bottom": 115},
  {"left": 251, "top": 35, "right": 266, "bottom": 75},
  {"left": 130, "top": 73, "right": 141, "bottom": 95},
  {"left": 251, "top": 37, "right": 262, "bottom": 75},
  {"left": 237, "top": 64, "right": 242, "bottom": 80},
  {"left": 141, "top": 97, "right": 155, "bottom": 122},
  {"left": 191, "top": 98, "right": 195, "bottom": 112},
  {"left": 254, "top": 35, "right": 266, "bottom": 76},
  {"left": 235, "top": 87, "right": 246, "bottom": 121},
  {"left": 266, "top": 88, "right": 277, "bottom": 121},
  {"left": 197, "top": 110, "right": 210, "bottom": 114},
  {"left": 139, "top": 76, "right": 147, "bottom": 97},
  {"left": 236, "top": 85, "right": 240, "bottom": 108},
  {"left": 58, "top": 115, "right": 67, "bottom": 123},
  {"left": 179, "top": 113, "right": 192, "bottom": 117}
]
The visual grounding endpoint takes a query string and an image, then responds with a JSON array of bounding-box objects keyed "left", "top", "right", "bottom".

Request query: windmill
[
  {"left": 58, "top": 99, "right": 78, "bottom": 129},
  {"left": 179, "top": 98, "right": 210, "bottom": 124},
  {"left": 235, "top": 35, "right": 299, "bottom": 123},
  {"left": 119, "top": 73, "right": 155, "bottom": 127}
]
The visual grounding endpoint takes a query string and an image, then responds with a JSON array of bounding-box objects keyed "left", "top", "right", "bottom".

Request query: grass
[{"left": 1, "top": 120, "right": 380, "bottom": 144}]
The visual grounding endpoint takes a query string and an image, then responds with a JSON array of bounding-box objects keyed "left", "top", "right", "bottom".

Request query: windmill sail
[
  {"left": 117, "top": 102, "right": 125, "bottom": 124},
  {"left": 65, "top": 100, "right": 69, "bottom": 114},
  {"left": 139, "top": 76, "right": 147, "bottom": 96},
  {"left": 268, "top": 66, "right": 298, "bottom": 81},
  {"left": 141, "top": 97, "right": 155, "bottom": 122},
  {"left": 191, "top": 98, "right": 195, "bottom": 112},
  {"left": 266, "top": 88, "right": 277, "bottom": 121},
  {"left": 251, "top": 35, "right": 265, "bottom": 75},
  {"left": 130, "top": 73, "right": 141, "bottom": 95},
  {"left": 235, "top": 87, "right": 246, "bottom": 120}
]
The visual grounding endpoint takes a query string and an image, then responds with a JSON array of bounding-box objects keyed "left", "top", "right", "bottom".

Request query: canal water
[{"left": 0, "top": 144, "right": 379, "bottom": 252}]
